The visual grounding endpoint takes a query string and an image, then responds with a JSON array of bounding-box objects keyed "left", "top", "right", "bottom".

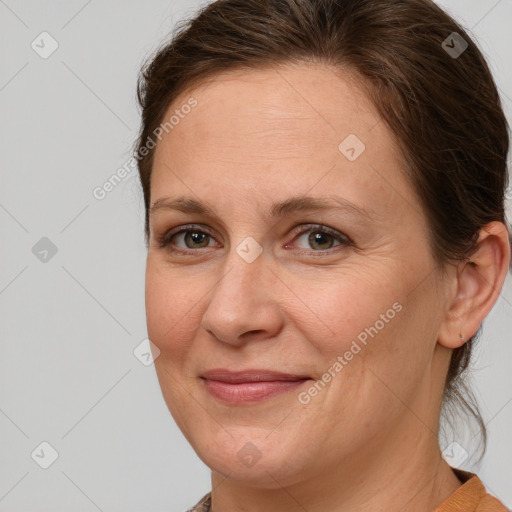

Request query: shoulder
[
  {"left": 187, "top": 492, "right": 211, "bottom": 512},
  {"left": 436, "top": 470, "right": 509, "bottom": 512}
]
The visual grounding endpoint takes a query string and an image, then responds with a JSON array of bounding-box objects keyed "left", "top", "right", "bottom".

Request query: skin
[{"left": 144, "top": 63, "right": 510, "bottom": 512}]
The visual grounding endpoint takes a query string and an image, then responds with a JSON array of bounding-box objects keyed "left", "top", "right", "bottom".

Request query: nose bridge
[{"left": 211, "top": 239, "right": 267, "bottom": 311}]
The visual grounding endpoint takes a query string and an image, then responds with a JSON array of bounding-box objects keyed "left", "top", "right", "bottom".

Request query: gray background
[{"left": 0, "top": 1, "right": 510, "bottom": 511}]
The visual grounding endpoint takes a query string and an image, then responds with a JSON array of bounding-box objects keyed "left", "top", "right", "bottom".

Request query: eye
[
  {"left": 156, "top": 225, "right": 218, "bottom": 252},
  {"left": 287, "top": 224, "right": 351, "bottom": 253}
]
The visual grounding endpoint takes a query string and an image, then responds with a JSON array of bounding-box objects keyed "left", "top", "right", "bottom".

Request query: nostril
[{"left": 240, "top": 329, "right": 264, "bottom": 338}]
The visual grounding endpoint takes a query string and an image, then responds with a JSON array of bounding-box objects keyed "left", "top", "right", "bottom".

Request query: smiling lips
[{"left": 200, "top": 369, "right": 312, "bottom": 403}]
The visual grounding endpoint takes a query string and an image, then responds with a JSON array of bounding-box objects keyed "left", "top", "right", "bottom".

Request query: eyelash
[{"left": 156, "top": 223, "right": 352, "bottom": 256}]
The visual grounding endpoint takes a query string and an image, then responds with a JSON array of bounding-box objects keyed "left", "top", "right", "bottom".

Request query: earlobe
[{"left": 437, "top": 221, "right": 511, "bottom": 349}]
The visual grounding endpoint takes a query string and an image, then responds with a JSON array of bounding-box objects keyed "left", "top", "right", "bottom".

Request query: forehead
[
  {"left": 160, "top": 63, "right": 381, "bottom": 152},
  {"left": 151, "top": 62, "right": 415, "bottom": 218}
]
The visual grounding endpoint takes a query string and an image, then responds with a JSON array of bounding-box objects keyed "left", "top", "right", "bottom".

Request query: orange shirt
[{"left": 436, "top": 468, "right": 508, "bottom": 512}]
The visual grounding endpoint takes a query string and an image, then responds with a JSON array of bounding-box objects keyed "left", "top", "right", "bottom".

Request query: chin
[{"left": 191, "top": 429, "right": 313, "bottom": 488}]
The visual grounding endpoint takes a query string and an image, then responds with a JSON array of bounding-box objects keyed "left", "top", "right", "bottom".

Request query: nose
[{"left": 201, "top": 248, "right": 284, "bottom": 347}]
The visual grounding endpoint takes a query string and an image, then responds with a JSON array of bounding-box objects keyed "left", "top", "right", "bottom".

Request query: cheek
[
  {"left": 145, "top": 250, "right": 434, "bottom": 373},
  {"left": 287, "top": 271, "right": 404, "bottom": 356},
  {"left": 145, "top": 259, "right": 202, "bottom": 357},
  {"left": 290, "top": 270, "right": 433, "bottom": 405}
]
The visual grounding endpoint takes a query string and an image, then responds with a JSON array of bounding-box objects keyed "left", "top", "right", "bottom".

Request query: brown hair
[{"left": 135, "top": 0, "right": 511, "bottom": 456}]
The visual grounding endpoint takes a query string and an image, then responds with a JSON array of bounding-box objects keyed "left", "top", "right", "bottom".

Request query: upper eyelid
[
  {"left": 164, "top": 224, "right": 218, "bottom": 241},
  {"left": 291, "top": 224, "right": 349, "bottom": 240}
]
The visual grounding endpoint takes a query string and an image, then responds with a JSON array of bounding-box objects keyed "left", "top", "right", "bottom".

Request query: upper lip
[{"left": 200, "top": 369, "right": 311, "bottom": 383}]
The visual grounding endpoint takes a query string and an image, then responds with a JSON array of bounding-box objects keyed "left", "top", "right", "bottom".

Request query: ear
[{"left": 438, "top": 221, "right": 511, "bottom": 349}]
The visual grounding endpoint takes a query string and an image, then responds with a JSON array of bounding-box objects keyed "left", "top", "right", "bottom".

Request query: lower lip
[{"left": 202, "top": 379, "right": 309, "bottom": 403}]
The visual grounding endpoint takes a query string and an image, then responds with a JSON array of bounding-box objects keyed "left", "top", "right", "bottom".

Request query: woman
[{"left": 135, "top": 0, "right": 511, "bottom": 510}]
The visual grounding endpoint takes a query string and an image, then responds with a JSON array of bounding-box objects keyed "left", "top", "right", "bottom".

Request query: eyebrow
[{"left": 149, "top": 195, "right": 373, "bottom": 220}]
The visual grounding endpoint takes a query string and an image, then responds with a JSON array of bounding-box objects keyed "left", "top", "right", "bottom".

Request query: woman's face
[{"left": 145, "top": 63, "right": 453, "bottom": 487}]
